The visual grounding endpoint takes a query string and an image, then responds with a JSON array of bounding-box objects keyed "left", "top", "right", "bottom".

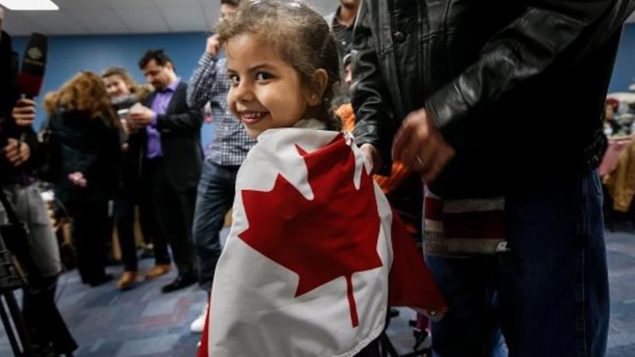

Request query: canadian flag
[{"left": 199, "top": 126, "right": 446, "bottom": 357}]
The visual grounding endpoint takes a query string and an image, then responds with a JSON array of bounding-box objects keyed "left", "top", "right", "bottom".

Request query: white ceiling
[
  {"left": 2, "top": 0, "right": 340, "bottom": 36},
  {"left": 4, "top": 1, "right": 635, "bottom": 36}
]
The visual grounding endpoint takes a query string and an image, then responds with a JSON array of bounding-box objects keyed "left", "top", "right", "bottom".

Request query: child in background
[{"left": 198, "top": 1, "right": 446, "bottom": 356}]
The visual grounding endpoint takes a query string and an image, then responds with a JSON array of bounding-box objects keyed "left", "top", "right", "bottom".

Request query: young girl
[{"left": 199, "top": 1, "right": 446, "bottom": 356}]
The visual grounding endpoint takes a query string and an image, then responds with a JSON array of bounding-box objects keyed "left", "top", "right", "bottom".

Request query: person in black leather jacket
[{"left": 352, "top": 1, "right": 635, "bottom": 356}]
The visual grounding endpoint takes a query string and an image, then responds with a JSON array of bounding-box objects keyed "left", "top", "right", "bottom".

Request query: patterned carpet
[
  {"left": 1, "top": 257, "right": 203, "bottom": 357},
  {"left": 1, "top": 229, "right": 634, "bottom": 356},
  {"left": 606, "top": 229, "right": 635, "bottom": 357}
]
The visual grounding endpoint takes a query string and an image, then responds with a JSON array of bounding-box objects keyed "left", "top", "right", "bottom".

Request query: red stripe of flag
[{"left": 424, "top": 197, "right": 443, "bottom": 221}]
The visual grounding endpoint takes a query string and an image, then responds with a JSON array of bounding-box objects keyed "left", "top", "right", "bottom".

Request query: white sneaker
[{"left": 190, "top": 303, "right": 208, "bottom": 333}]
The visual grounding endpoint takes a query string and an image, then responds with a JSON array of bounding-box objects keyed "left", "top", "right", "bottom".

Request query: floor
[{"left": 1, "top": 228, "right": 635, "bottom": 356}]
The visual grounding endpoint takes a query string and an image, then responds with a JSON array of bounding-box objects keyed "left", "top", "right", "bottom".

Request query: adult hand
[
  {"left": 3, "top": 138, "right": 31, "bottom": 166},
  {"left": 206, "top": 34, "right": 222, "bottom": 58},
  {"left": 68, "top": 172, "right": 87, "bottom": 188},
  {"left": 127, "top": 105, "right": 154, "bottom": 128},
  {"left": 360, "top": 143, "right": 382, "bottom": 174},
  {"left": 12, "top": 98, "right": 37, "bottom": 127},
  {"left": 392, "top": 108, "right": 455, "bottom": 184}
]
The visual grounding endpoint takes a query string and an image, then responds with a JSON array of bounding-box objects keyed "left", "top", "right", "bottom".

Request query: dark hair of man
[
  {"left": 138, "top": 49, "right": 175, "bottom": 70},
  {"left": 221, "top": 0, "right": 241, "bottom": 7}
]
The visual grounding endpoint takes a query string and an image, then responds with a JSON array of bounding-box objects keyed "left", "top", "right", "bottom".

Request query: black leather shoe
[{"left": 161, "top": 274, "right": 196, "bottom": 293}]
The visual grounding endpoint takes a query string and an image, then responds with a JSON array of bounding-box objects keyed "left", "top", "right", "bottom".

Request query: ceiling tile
[
  {"left": 200, "top": 0, "right": 220, "bottom": 30},
  {"left": 64, "top": 8, "right": 130, "bottom": 34},
  {"left": 114, "top": 7, "right": 169, "bottom": 33},
  {"left": 55, "top": 0, "right": 111, "bottom": 9},
  {"left": 160, "top": 8, "right": 208, "bottom": 33},
  {"left": 154, "top": 0, "right": 200, "bottom": 7},
  {"left": 17, "top": 10, "right": 89, "bottom": 35},
  {"left": 3, "top": 11, "right": 47, "bottom": 36},
  {"left": 108, "top": 0, "right": 156, "bottom": 9}
]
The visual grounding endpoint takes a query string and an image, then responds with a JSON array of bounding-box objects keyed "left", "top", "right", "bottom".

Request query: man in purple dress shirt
[{"left": 128, "top": 49, "right": 203, "bottom": 293}]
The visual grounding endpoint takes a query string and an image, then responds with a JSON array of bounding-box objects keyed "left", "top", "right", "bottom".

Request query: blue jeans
[
  {"left": 427, "top": 170, "right": 609, "bottom": 357},
  {"left": 192, "top": 159, "right": 239, "bottom": 292}
]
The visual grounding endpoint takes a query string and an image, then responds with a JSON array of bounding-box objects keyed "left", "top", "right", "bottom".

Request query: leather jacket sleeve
[
  {"left": 426, "top": 0, "right": 635, "bottom": 131},
  {"left": 351, "top": 1, "right": 395, "bottom": 173}
]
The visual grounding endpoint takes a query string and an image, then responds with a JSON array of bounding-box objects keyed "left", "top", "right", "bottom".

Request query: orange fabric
[
  {"left": 336, "top": 104, "right": 411, "bottom": 194},
  {"left": 336, "top": 103, "right": 356, "bottom": 132}
]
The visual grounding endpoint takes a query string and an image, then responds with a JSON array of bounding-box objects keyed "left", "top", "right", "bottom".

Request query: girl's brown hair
[
  {"left": 44, "top": 71, "right": 118, "bottom": 126},
  {"left": 217, "top": 0, "right": 341, "bottom": 130}
]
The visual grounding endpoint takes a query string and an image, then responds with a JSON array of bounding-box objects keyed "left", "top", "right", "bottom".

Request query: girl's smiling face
[{"left": 226, "top": 33, "right": 314, "bottom": 138}]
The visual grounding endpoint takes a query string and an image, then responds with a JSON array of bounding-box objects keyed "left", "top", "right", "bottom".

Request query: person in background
[
  {"left": 130, "top": 49, "right": 203, "bottom": 293},
  {"left": 43, "top": 71, "right": 122, "bottom": 289},
  {"left": 353, "top": 0, "right": 635, "bottom": 356},
  {"left": 1, "top": 8, "right": 77, "bottom": 355},
  {"left": 337, "top": 51, "right": 422, "bottom": 244},
  {"left": 324, "top": 0, "right": 360, "bottom": 61},
  {"left": 101, "top": 67, "right": 157, "bottom": 290},
  {"left": 604, "top": 97, "right": 621, "bottom": 136},
  {"left": 186, "top": 0, "right": 256, "bottom": 332}
]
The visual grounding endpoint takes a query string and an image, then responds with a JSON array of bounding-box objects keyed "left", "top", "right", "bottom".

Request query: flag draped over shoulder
[{"left": 199, "top": 127, "right": 446, "bottom": 357}]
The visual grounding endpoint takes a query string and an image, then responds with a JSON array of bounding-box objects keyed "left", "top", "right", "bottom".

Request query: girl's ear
[{"left": 307, "top": 69, "right": 328, "bottom": 106}]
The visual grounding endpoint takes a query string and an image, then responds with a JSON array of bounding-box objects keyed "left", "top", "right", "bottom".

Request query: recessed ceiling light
[{"left": 0, "top": 0, "right": 59, "bottom": 11}]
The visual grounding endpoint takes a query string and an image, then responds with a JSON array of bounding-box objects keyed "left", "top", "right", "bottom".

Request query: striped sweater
[{"left": 423, "top": 190, "right": 508, "bottom": 256}]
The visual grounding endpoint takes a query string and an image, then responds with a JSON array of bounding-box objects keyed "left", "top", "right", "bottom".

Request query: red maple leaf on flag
[{"left": 238, "top": 134, "right": 383, "bottom": 327}]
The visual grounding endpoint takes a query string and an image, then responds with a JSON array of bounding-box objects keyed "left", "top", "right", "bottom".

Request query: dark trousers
[
  {"left": 427, "top": 170, "right": 608, "bottom": 357},
  {"left": 23, "top": 276, "right": 77, "bottom": 354},
  {"left": 114, "top": 193, "right": 138, "bottom": 272},
  {"left": 355, "top": 338, "right": 380, "bottom": 357},
  {"left": 139, "top": 160, "right": 170, "bottom": 266},
  {"left": 68, "top": 198, "right": 109, "bottom": 284},
  {"left": 114, "top": 182, "right": 162, "bottom": 271},
  {"left": 144, "top": 158, "right": 196, "bottom": 276},
  {"left": 192, "top": 160, "right": 238, "bottom": 291}
]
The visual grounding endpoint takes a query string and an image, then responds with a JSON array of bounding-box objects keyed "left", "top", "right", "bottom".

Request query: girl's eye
[
  {"left": 229, "top": 74, "right": 240, "bottom": 86},
  {"left": 256, "top": 72, "right": 273, "bottom": 81}
]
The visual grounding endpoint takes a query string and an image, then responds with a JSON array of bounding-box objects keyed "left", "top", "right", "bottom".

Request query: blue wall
[
  {"left": 610, "top": 23, "right": 635, "bottom": 94},
  {"left": 10, "top": 23, "right": 635, "bottom": 142},
  {"left": 12, "top": 32, "right": 215, "bottom": 146}
]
